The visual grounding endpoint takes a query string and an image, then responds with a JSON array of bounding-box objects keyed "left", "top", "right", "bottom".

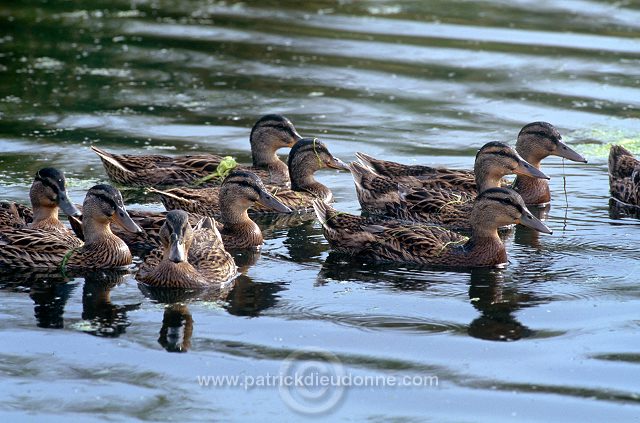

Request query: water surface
[{"left": 1, "top": 0, "right": 640, "bottom": 421}]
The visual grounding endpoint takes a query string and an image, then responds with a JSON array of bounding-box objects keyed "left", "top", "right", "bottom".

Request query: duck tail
[
  {"left": 347, "top": 161, "right": 376, "bottom": 190},
  {"left": 91, "top": 146, "right": 131, "bottom": 174},
  {"left": 355, "top": 152, "right": 378, "bottom": 170},
  {"left": 312, "top": 199, "right": 334, "bottom": 231}
]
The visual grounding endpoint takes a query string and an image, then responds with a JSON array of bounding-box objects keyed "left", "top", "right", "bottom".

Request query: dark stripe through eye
[
  {"left": 36, "top": 176, "right": 61, "bottom": 195},
  {"left": 93, "top": 193, "right": 118, "bottom": 210},
  {"left": 231, "top": 180, "right": 262, "bottom": 196}
]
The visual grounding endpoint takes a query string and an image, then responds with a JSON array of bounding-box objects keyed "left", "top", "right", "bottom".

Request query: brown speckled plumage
[
  {"left": 0, "top": 184, "right": 140, "bottom": 269},
  {"left": 356, "top": 122, "right": 586, "bottom": 204},
  {"left": 609, "top": 144, "right": 640, "bottom": 206},
  {"left": 136, "top": 211, "right": 237, "bottom": 289},
  {"left": 314, "top": 188, "right": 551, "bottom": 267},
  {"left": 352, "top": 142, "right": 547, "bottom": 230},
  {"left": 0, "top": 168, "right": 81, "bottom": 235},
  {"left": 91, "top": 114, "right": 301, "bottom": 187}
]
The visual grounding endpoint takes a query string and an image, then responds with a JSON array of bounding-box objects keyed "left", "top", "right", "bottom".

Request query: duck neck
[
  {"left": 82, "top": 217, "right": 118, "bottom": 246},
  {"left": 290, "top": 163, "right": 332, "bottom": 201},
  {"left": 463, "top": 228, "right": 507, "bottom": 266},
  {"left": 512, "top": 146, "right": 550, "bottom": 205},
  {"left": 474, "top": 169, "right": 505, "bottom": 193},
  {"left": 30, "top": 205, "right": 63, "bottom": 230},
  {"left": 252, "top": 146, "right": 284, "bottom": 169},
  {"left": 219, "top": 199, "right": 263, "bottom": 246}
]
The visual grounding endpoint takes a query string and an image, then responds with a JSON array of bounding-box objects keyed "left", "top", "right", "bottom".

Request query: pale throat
[{"left": 30, "top": 204, "right": 60, "bottom": 225}]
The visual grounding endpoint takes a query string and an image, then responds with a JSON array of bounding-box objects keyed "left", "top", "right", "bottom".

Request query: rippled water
[{"left": 1, "top": 0, "right": 640, "bottom": 420}]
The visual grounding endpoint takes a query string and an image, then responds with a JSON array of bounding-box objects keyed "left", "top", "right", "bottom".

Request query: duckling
[
  {"left": 609, "top": 144, "right": 640, "bottom": 206},
  {"left": 123, "top": 171, "right": 291, "bottom": 250},
  {"left": 356, "top": 122, "right": 586, "bottom": 203},
  {"left": 154, "top": 138, "right": 349, "bottom": 214},
  {"left": 91, "top": 114, "right": 302, "bottom": 187},
  {"left": 313, "top": 187, "right": 552, "bottom": 267},
  {"left": 0, "top": 168, "right": 81, "bottom": 232},
  {"left": 352, "top": 142, "right": 548, "bottom": 230},
  {"left": 136, "top": 210, "right": 237, "bottom": 289},
  {"left": 0, "top": 185, "right": 142, "bottom": 269}
]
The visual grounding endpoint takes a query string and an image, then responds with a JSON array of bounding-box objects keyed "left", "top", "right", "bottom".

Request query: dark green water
[{"left": 1, "top": 0, "right": 640, "bottom": 421}]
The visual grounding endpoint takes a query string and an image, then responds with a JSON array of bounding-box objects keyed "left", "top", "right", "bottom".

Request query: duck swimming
[
  {"left": 154, "top": 138, "right": 349, "bottom": 214},
  {"left": 356, "top": 122, "right": 586, "bottom": 204},
  {"left": 352, "top": 142, "right": 548, "bottom": 230},
  {"left": 313, "top": 187, "right": 551, "bottom": 267},
  {"left": 136, "top": 210, "right": 237, "bottom": 289},
  {"left": 116, "top": 170, "right": 291, "bottom": 250},
  {"left": 91, "top": 114, "right": 302, "bottom": 187},
  {"left": 0, "top": 168, "right": 81, "bottom": 232},
  {"left": 0, "top": 184, "right": 141, "bottom": 269}
]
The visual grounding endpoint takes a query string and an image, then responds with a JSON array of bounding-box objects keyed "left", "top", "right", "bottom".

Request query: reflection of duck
[
  {"left": 158, "top": 304, "right": 193, "bottom": 353},
  {"left": 352, "top": 142, "right": 548, "bottom": 230},
  {"left": 356, "top": 122, "right": 586, "bottom": 205},
  {"left": 81, "top": 269, "right": 140, "bottom": 337},
  {"left": 136, "top": 211, "right": 237, "bottom": 289},
  {"left": 467, "top": 268, "right": 533, "bottom": 341},
  {"left": 224, "top": 274, "right": 285, "bottom": 317},
  {"left": 0, "top": 168, "right": 81, "bottom": 231},
  {"left": 91, "top": 114, "right": 302, "bottom": 187},
  {"left": 314, "top": 188, "right": 551, "bottom": 267},
  {"left": 0, "top": 185, "right": 141, "bottom": 269}
]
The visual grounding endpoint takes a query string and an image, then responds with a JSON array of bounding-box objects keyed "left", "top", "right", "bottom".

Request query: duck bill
[
  {"left": 517, "top": 210, "right": 553, "bottom": 234},
  {"left": 326, "top": 156, "right": 350, "bottom": 171},
  {"left": 514, "top": 159, "right": 550, "bottom": 180},
  {"left": 113, "top": 205, "right": 143, "bottom": 233},
  {"left": 289, "top": 128, "right": 304, "bottom": 146},
  {"left": 257, "top": 190, "right": 292, "bottom": 213},
  {"left": 58, "top": 190, "right": 82, "bottom": 217},
  {"left": 554, "top": 140, "right": 588, "bottom": 163},
  {"left": 168, "top": 235, "right": 187, "bottom": 263}
]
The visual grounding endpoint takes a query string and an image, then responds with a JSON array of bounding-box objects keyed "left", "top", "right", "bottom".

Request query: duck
[
  {"left": 136, "top": 210, "right": 237, "bottom": 289},
  {"left": 0, "top": 184, "right": 142, "bottom": 269},
  {"left": 313, "top": 187, "right": 552, "bottom": 267},
  {"left": 351, "top": 142, "right": 549, "bottom": 230},
  {"left": 608, "top": 144, "right": 640, "bottom": 206},
  {"left": 153, "top": 138, "right": 349, "bottom": 214},
  {"left": 0, "top": 168, "right": 81, "bottom": 232},
  {"left": 91, "top": 114, "right": 302, "bottom": 187},
  {"left": 115, "top": 170, "right": 291, "bottom": 250},
  {"left": 355, "top": 122, "right": 586, "bottom": 203}
]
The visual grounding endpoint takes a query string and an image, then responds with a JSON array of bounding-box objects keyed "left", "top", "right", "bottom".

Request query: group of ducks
[{"left": 2, "top": 113, "right": 636, "bottom": 290}]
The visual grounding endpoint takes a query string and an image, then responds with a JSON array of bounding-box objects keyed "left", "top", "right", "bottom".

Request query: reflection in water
[
  {"left": 468, "top": 268, "right": 533, "bottom": 341},
  {"left": 80, "top": 270, "right": 141, "bottom": 338},
  {"left": 0, "top": 270, "right": 74, "bottom": 329},
  {"left": 224, "top": 274, "right": 285, "bottom": 317},
  {"left": 609, "top": 198, "right": 640, "bottom": 221},
  {"left": 159, "top": 304, "right": 193, "bottom": 353}
]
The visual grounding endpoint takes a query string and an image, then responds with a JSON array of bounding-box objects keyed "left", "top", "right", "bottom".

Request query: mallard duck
[
  {"left": 351, "top": 142, "right": 548, "bottom": 230},
  {"left": 154, "top": 138, "right": 349, "bottom": 214},
  {"left": 313, "top": 187, "right": 551, "bottom": 267},
  {"left": 136, "top": 210, "right": 237, "bottom": 289},
  {"left": 0, "top": 168, "right": 81, "bottom": 232},
  {"left": 609, "top": 144, "right": 640, "bottom": 206},
  {"left": 91, "top": 114, "right": 302, "bottom": 187},
  {"left": 120, "top": 170, "right": 291, "bottom": 250},
  {"left": 512, "top": 122, "right": 587, "bottom": 204},
  {"left": 0, "top": 184, "right": 142, "bottom": 269},
  {"left": 356, "top": 122, "right": 586, "bottom": 203}
]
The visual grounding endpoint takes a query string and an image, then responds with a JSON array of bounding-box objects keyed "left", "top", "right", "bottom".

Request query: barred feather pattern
[
  {"left": 137, "top": 219, "right": 237, "bottom": 288},
  {"left": 312, "top": 200, "right": 499, "bottom": 266},
  {"left": 609, "top": 145, "right": 640, "bottom": 206}
]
